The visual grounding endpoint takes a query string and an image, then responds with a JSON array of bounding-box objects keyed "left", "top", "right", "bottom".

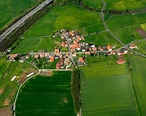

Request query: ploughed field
[
  {"left": 16, "top": 71, "right": 75, "bottom": 116},
  {"left": 80, "top": 61, "right": 139, "bottom": 116}
]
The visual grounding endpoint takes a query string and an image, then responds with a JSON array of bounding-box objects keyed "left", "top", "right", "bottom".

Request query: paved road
[{"left": 0, "top": 0, "right": 53, "bottom": 43}]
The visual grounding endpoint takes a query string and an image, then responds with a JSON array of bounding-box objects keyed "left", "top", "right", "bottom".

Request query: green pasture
[
  {"left": 105, "top": 14, "right": 143, "bottom": 44},
  {"left": 80, "top": 61, "right": 139, "bottom": 116},
  {"left": 105, "top": 0, "right": 146, "bottom": 11},
  {"left": 134, "top": 13, "right": 146, "bottom": 25},
  {"left": 11, "top": 5, "right": 103, "bottom": 53},
  {"left": 0, "top": 57, "right": 10, "bottom": 78},
  {"left": 140, "top": 23, "right": 146, "bottom": 31},
  {"left": 81, "top": 0, "right": 102, "bottom": 10},
  {"left": 81, "top": 0, "right": 146, "bottom": 11},
  {"left": 0, "top": 0, "right": 41, "bottom": 30},
  {"left": 16, "top": 71, "right": 75, "bottom": 116},
  {"left": 84, "top": 31, "right": 119, "bottom": 46},
  {"left": 135, "top": 41, "right": 146, "bottom": 54},
  {"left": 130, "top": 56, "right": 146, "bottom": 115}
]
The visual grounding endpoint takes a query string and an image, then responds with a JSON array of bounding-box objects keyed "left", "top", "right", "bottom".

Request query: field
[
  {"left": 105, "top": 14, "right": 143, "bottom": 44},
  {"left": 0, "top": 0, "right": 41, "bottom": 30},
  {"left": 80, "top": 61, "right": 139, "bottom": 116},
  {"left": 16, "top": 71, "right": 75, "bottom": 116},
  {"left": 0, "top": 56, "right": 38, "bottom": 107},
  {"left": 81, "top": 0, "right": 146, "bottom": 11},
  {"left": 135, "top": 41, "right": 146, "bottom": 54},
  {"left": 130, "top": 56, "right": 146, "bottom": 115},
  {"left": 81, "top": 0, "right": 102, "bottom": 10},
  {"left": 11, "top": 5, "right": 104, "bottom": 53}
]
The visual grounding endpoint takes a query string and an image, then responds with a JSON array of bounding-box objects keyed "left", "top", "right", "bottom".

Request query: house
[
  {"left": 56, "top": 62, "right": 61, "bottom": 69},
  {"left": 129, "top": 44, "right": 138, "bottom": 49},
  {"left": 48, "top": 56, "right": 54, "bottom": 62},
  {"left": 79, "top": 57, "right": 84, "bottom": 63},
  {"left": 54, "top": 49, "right": 60, "bottom": 55},
  {"left": 107, "top": 45, "right": 112, "bottom": 51},
  {"left": 26, "top": 55, "right": 30, "bottom": 59},
  {"left": 98, "top": 46, "right": 103, "bottom": 51},
  {"left": 116, "top": 59, "right": 125, "bottom": 64},
  {"left": 34, "top": 54, "right": 39, "bottom": 59},
  {"left": 40, "top": 53, "right": 45, "bottom": 58},
  {"left": 61, "top": 41, "right": 65, "bottom": 47},
  {"left": 8, "top": 54, "right": 18, "bottom": 61}
]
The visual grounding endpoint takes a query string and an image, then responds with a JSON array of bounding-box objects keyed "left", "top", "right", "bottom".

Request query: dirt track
[{"left": 0, "top": 106, "right": 12, "bottom": 116}]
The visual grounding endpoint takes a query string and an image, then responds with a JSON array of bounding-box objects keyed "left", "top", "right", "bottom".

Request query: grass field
[
  {"left": 81, "top": 0, "right": 146, "bottom": 11},
  {"left": 80, "top": 61, "right": 139, "bottom": 116},
  {"left": 105, "top": 0, "right": 146, "bottom": 11},
  {"left": 16, "top": 71, "right": 75, "bottom": 116},
  {"left": 81, "top": 0, "right": 102, "bottom": 10},
  {"left": 105, "top": 14, "right": 143, "bottom": 44},
  {"left": 135, "top": 41, "right": 146, "bottom": 54},
  {"left": 11, "top": 5, "right": 104, "bottom": 53},
  {"left": 0, "top": 0, "right": 41, "bottom": 30},
  {"left": 130, "top": 56, "right": 146, "bottom": 115},
  {"left": 84, "top": 31, "right": 119, "bottom": 46},
  {"left": 0, "top": 57, "right": 38, "bottom": 107}
]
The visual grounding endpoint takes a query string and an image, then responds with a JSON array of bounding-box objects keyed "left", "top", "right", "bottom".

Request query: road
[{"left": 0, "top": 0, "right": 53, "bottom": 43}]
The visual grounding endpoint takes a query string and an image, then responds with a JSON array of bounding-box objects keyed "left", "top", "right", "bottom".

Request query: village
[{"left": 7, "top": 29, "right": 139, "bottom": 70}]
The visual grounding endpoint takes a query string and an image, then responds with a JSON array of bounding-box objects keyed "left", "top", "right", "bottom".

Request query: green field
[
  {"left": 135, "top": 41, "right": 146, "bottom": 54},
  {"left": 16, "top": 71, "right": 75, "bottom": 116},
  {"left": 105, "top": 14, "right": 143, "bottom": 44},
  {"left": 80, "top": 61, "right": 139, "bottom": 116},
  {"left": 84, "top": 31, "right": 119, "bottom": 46},
  {"left": 11, "top": 5, "right": 104, "bottom": 53},
  {"left": 0, "top": 0, "right": 42, "bottom": 30},
  {"left": 81, "top": 0, "right": 146, "bottom": 11},
  {"left": 0, "top": 57, "right": 38, "bottom": 107},
  {"left": 81, "top": 0, "right": 102, "bottom": 10},
  {"left": 130, "top": 56, "right": 146, "bottom": 115}
]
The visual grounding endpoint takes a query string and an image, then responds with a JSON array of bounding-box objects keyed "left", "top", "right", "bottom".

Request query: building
[
  {"left": 56, "top": 62, "right": 61, "bottom": 69},
  {"left": 129, "top": 44, "right": 138, "bottom": 49},
  {"left": 107, "top": 45, "right": 112, "bottom": 51},
  {"left": 116, "top": 59, "right": 125, "bottom": 64},
  {"left": 8, "top": 54, "right": 18, "bottom": 61}
]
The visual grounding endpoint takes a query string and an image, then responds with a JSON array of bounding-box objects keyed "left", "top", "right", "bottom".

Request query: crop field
[
  {"left": 0, "top": 0, "right": 40, "bottom": 30},
  {"left": 0, "top": 57, "right": 38, "bottom": 107},
  {"left": 81, "top": 0, "right": 146, "bottom": 11},
  {"left": 105, "top": 14, "right": 143, "bottom": 44},
  {"left": 80, "top": 61, "right": 139, "bottom": 116},
  {"left": 84, "top": 31, "right": 119, "bottom": 46},
  {"left": 105, "top": 0, "right": 146, "bottom": 11},
  {"left": 135, "top": 41, "right": 146, "bottom": 54},
  {"left": 81, "top": 0, "right": 102, "bottom": 10},
  {"left": 130, "top": 56, "right": 146, "bottom": 115},
  {"left": 11, "top": 5, "right": 104, "bottom": 53},
  {"left": 16, "top": 71, "right": 75, "bottom": 116}
]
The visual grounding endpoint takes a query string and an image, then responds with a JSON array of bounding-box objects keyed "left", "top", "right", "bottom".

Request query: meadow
[
  {"left": 0, "top": 0, "right": 41, "bottom": 30},
  {"left": 0, "top": 57, "right": 37, "bottom": 107},
  {"left": 16, "top": 71, "right": 75, "bottom": 116},
  {"left": 11, "top": 5, "right": 105, "bottom": 53},
  {"left": 80, "top": 61, "right": 139, "bottom": 116},
  {"left": 105, "top": 14, "right": 143, "bottom": 44},
  {"left": 130, "top": 56, "right": 146, "bottom": 115}
]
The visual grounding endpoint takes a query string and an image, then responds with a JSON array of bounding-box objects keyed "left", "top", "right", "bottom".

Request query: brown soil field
[
  {"left": 136, "top": 28, "right": 146, "bottom": 38},
  {"left": 0, "top": 106, "right": 12, "bottom": 116}
]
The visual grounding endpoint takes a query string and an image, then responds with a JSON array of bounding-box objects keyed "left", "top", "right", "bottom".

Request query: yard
[
  {"left": 80, "top": 61, "right": 139, "bottom": 116},
  {"left": 130, "top": 56, "right": 146, "bottom": 116},
  {"left": 16, "top": 71, "right": 75, "bottom": 116}
]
